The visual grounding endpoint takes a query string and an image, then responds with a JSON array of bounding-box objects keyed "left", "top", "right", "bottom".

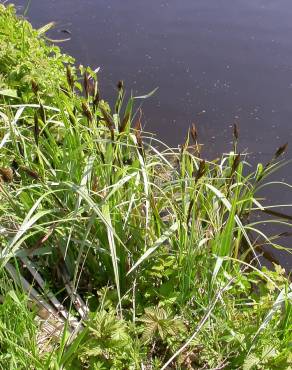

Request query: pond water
[{"left": 11, "top": 0, "right": 292, "bottom": 270}]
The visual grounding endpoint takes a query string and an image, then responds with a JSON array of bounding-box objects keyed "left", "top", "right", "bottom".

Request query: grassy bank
[{"left": 0, "top": 4, "right": 291, "bottom": 369}]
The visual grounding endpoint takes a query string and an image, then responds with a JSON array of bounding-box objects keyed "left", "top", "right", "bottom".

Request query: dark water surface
[{"left": 11, "top": 0, "right": 292, "bottom": 269}]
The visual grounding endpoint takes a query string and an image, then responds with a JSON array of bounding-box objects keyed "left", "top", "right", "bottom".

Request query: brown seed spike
[
  {"left": 187, "top": 199, "right": 194, "bottom": 225},
  {"left": 34, "top": 112, "right": 39, "bottom": 146},
  {"left": 31, "top": 80, "right": 39, "bottom": 95},
  {"left": 39, "top": 103, "right": 46, "bottom": 123},
  {"left": 135, "top": 125, "right": 142, "bottom": 146},
  {"left": 134, "top": 119, "right": 142, "bottom": 132},
  {"left": 28, "top": 227, "right": 55, "bottom": 255},
  {"left": 93, "top": 90, "right": 100, "bottom": 108},
  {"left": 117, "top": 80, "right": 124, "bottom": 90},
  {"left": 11, "top": 159, "right": 19, "bottom": 172},
  {"left": 0, "top": 168, "right": 13, "bottom": 182},
  {"left": 88, "top": 79, "right": 95, "bottom": 97},
  {"left": 233, "top": 122, "right": 239, "bottom": 141},
  {"left": 21, "top": 167, "right": 39, "bottom": 180},
  {"left": 60, "top": 84, "right": 71, "bottom": 97},
  {"left": 191, "top": 123, "right": 198, "bottom": 142},
  {"left": 82, "top": 101, "right": 93, "bottom": 121},
  {"left": 134, "top": 109, "right": 143, "bottom": 132},
  {"left": 66, "top": 65, "right": 74, "bottom": 90},
  {"left": 231, "top": 153, "right": 241, "bottom": 175},
  {"left": 195, "top": 160, "right": 206, "bottom": 182},
  {"left": 274, "top": 142, "right": 288, "bottom": 159},
  {"left": 100, "top": 107, "right": 115, "bottom": 130}
]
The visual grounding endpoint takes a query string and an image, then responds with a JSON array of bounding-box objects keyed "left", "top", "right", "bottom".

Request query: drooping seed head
[
  {"left": 31, "top": 80, "right": 39, "bottom": 95},
  {"left": 195, "top": 160, "right": 206, "bottom": 182},
  {"left": 39, "top": 103, "right": 46, "bottom": 123},
  {"left": 21, "top": 166, "right": 39, "bottom": 180},
  {"left": 66, "top": 65, "right": 74, "bottom": 90},
  {"left": 191, "top": 123, "right": 198, "bottom": 142},
  {"left": 100, "top": 106, "right": 114, "bottom": 130},
  {"left": 274, "top": 142, "right": 288, "bottom": 159},
  {"left": 117, "top": 80, "right": 124, "bottom": 91},
  {"left": 231, "top": 153, "right": 241, "bottom": 175},
  {"left": 82, "top": 101, "right": 93, "bottom": 121},
  {"left": 233, "top": 122, "right": 239, "bottom": 141},
  {"left": 0, "top": 168, "right": 13, "bottom": 182}
]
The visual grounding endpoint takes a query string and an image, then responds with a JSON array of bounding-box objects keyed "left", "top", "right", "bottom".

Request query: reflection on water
[{"left": 10, "top": 0, "right": 292, "bottom": 269}]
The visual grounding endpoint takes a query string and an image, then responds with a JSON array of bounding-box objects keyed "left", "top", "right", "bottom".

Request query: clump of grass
[
  {"left": 0, "top": 4, "right": 291, "bottom": 369},
  {"left": 0, "top": 273, "right": 41, "bottom": 369}
]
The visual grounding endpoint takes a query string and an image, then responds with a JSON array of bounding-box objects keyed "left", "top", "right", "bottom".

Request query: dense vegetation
[{"left": 0, "top": 4, "right": 291, "bottom": 369}]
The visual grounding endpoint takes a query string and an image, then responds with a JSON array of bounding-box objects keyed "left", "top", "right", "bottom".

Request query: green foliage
[
  {"left": 139, "top": 306, "right": 185, "bottom": 344},
  {"left": 63, "top": 309, "right": 142, "bottom": 369},
  {"left": 0, "top": 4, "right": 291, "bottom": 369},
  {"left": 0, "top": 280, "right": 41, "bottom": 369},
  {"left": 0, "top": 4, "right": 73, "bottom": 103}
]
